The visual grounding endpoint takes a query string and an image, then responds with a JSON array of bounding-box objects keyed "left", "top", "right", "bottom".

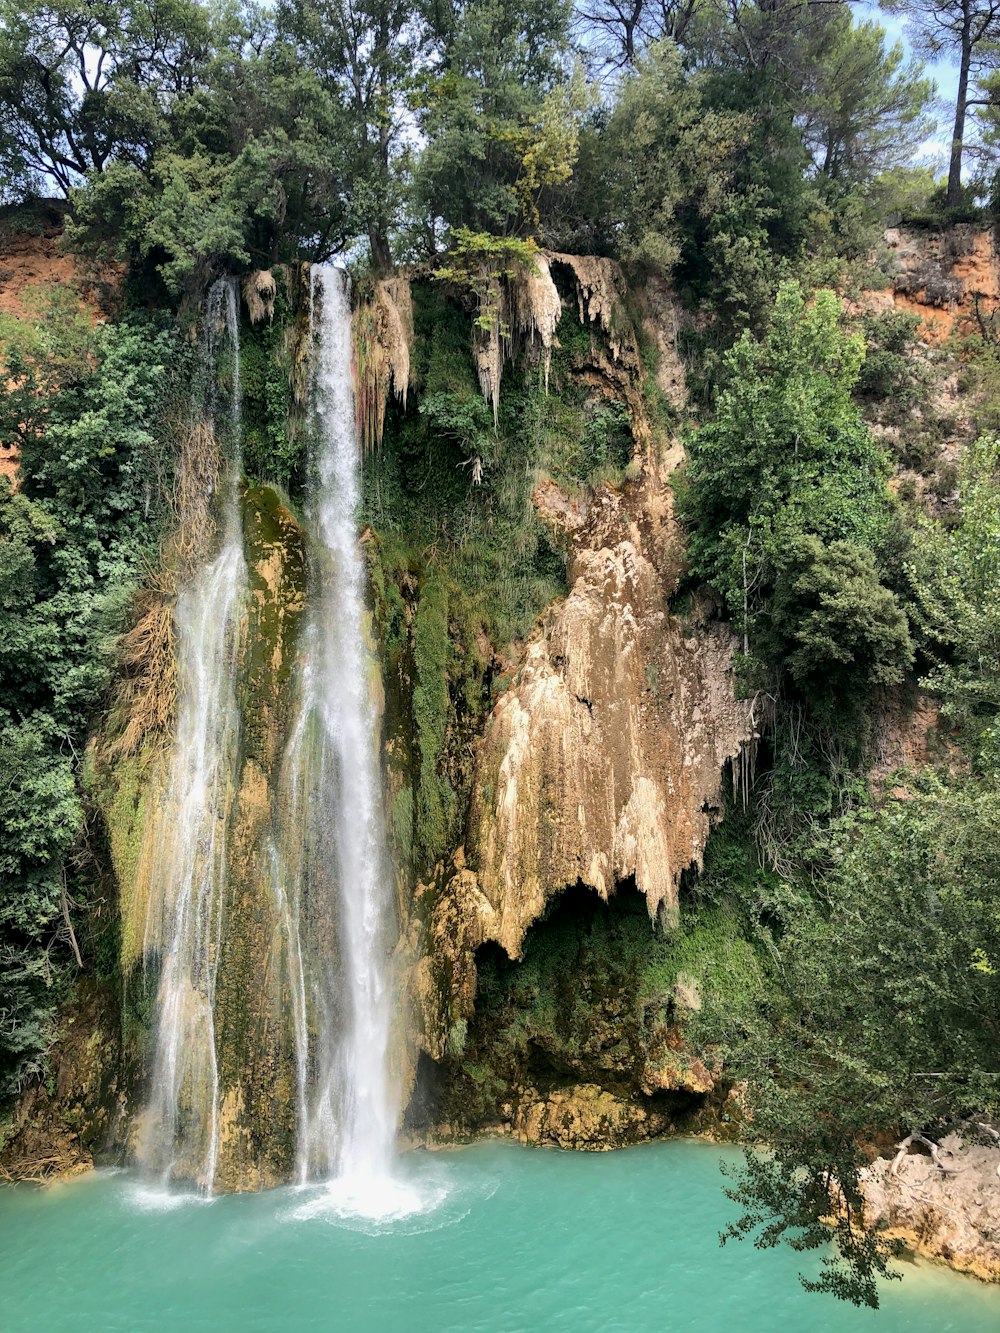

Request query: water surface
[{"left": 3, "top": 1140, "right": 997, "bottom": 1332}]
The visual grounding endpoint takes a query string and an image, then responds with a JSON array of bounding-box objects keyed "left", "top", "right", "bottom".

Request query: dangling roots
[
  {"left": 105, "top": 579, "right": 176, "bottom": 758},
  {"left": 105, "top": 416, "right": 223, "bottom": 756}
]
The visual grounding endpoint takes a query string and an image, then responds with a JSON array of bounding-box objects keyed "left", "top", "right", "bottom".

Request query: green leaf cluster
[
  {"left": 720, "top": 774, "right": 1000, "bottom": 1307},
  {"left": 0, "top": 286, "right": 177, "bottom": 1093},
  {"left": 679, "top": 281, "right": 910, "bottom": 726}
]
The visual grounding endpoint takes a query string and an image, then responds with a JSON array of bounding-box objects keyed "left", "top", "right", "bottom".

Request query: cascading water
[
  {"left": 138, "top": 277, "right": 247, "bottom": 1194},
  {"left": 276, "top": 264, "right": 403, "bottom": 1215}
]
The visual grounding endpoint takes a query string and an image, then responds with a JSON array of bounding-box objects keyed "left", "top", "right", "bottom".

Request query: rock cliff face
[
  {"left": 864, "top": 1135, "right": 1000, "bottom": 1282},
  {"left": 470, "top": 476, "right": 749, "bottom": 950},
  {"left": 416, "top": 464, "right": 751, "bottom": 1030},
  {"left": 406, "top": 266, "right": 754, "bottom": 1144},
  {"left": 93, "top": 480, "right": 308, "bottom": 1188},
  {"left": 0, "top": 248, "right": 748, "bottom": 1173},
  {"left": 883, "top": 225, "right": 1000, "bottom": 340}
]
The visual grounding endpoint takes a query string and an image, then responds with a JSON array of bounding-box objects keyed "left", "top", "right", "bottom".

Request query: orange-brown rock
[
  {"left": 884, "top": 225, "right": 1000, "bottom": 343},
  {"left": 0, "top": 202, "right": 122, "bottom": 486}
]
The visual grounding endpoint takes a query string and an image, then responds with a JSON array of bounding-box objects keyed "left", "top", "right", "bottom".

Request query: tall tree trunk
[
  {"left": 948, "top": 26, "right": 973, "bottom": 208},
  {"left": 368, "top": 224, "right": 393, "bottom": 274}
]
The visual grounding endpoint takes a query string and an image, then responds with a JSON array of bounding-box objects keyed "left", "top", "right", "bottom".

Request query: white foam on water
[
  {"left": 124, "top": 1180, "right": 218, "bottom": 1214},
  {"left": 277, "top": 1151, "right": 502, "bottom": 1236}
]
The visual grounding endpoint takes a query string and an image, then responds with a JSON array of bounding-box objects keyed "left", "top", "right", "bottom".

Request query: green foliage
[
  {"left": 0, "top": 0, "right": 212, "bottom": 195},
  {"left": 54, "top": 8, "right": 360, "bottom": 293},
  {"left": 722, "top": 774, "right": 1000, "bottom": 1307},
  {"left": 0, "top": 290, "right": 177, "bottom": 1094},
  {"left": 853, "top": 307, "right": 926, "bottom": 407},
  {"left": 762, "top": 537, "right": 914, "bottom": 727},
  {"left": 413, "top": 0, "right": 575, "bottom": 240},
  {"left": 798, "top": 16, "right": 933, "bottom": 189},
  {"left": 440, "top": 877, "right": 773, "bottom": 1132},
  {"left": 239, "top": 288, "right": 299, "bottom": 489},
  {"left": 593, "top": 42, "right": 749, "bottom": 275},
  {"left": 364, "top": 282, "right": 566, "bottom": 645},
  {"left": 958, "top": 334, "right": 1000, "bottom": 436},
  {"left": 362, "top": 281, "right": 570, "bottom": 873},
  {"left": 412, "top": 574, "right": 453, "bottom": 870},
  {"left": 679, "top": 282, "right": 905, "bottom": 724},
  {"left": 432, "top": 228, "right": 540, "bottom": 331},
  {"left": 278, "top": 0, "right": 426, "bottom": 270},
  {"left": 906, "top": 434, "right": 1000, "bottom": 767},
  {"left": 527, "top": 307, "right": 637, "bottom": 488},
  {"left": 0, "top": 719, "right": 80, "bottom": 1090}
]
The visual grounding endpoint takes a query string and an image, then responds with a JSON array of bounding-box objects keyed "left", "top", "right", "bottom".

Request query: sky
[{"left": 855, "top": 1, "right": 959, "bottom": 170}]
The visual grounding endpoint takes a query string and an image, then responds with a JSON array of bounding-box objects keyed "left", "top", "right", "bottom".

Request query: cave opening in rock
[{"left": 413, "top": 879, "right": 719, "bottom": 1145}]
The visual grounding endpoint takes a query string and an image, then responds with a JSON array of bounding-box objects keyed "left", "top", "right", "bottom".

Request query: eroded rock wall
[
  {"left": 460, "top": 468, "right": 749, "bottom": 960},
  {"left": 3, "top": 251, "right": 753, "bottom": 1178},
  {"left": 409, "top": 273, "right": 754, "bottom": 1141},
  {"left": 884, "top": 224, "right": 1000, "bottom": 341}
]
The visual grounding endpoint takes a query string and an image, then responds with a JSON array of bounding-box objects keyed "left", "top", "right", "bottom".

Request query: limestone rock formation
[
  {"left": 863, "top": 1134, "right": 1000, "bottom": 1283},
  {"left": 242, "top": 269, "right": 278, "bottom": 325},
  {"left": 472, "top": 251, "right": 562, "bottom": 421},
  {"left": 419, "top": 446, "right": 754, "bottom": 1072},
  {"left": 353, "top": 274, "right": 413, "bottom": 451},
  {"left": 513, "top": 1084, "right": 670, "bottom": 1150},
  {"left": 0, "top": 980, "right": 123, "bottom": 1181}
]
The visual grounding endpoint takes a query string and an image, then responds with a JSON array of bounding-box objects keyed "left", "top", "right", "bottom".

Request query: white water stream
[
  {"left": 137, "top": 268, "right": 404, "bottom": 1212},
  {"left": 138, "top": 278, "right": 247, "bottom": 1194},
  {"left": 278, "top": 265, "right": 404, "bottom": 1217}
]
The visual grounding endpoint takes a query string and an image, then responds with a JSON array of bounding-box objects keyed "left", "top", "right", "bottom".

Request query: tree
[
  {"left": 798, "top": 16, "right": 933, "bottom": 186},
  {"left": 590, "top": 41, "right": 748, "bottom": 270},
  {"left": 572, "top": 0, "right": 702, "bottom": 74},
  {"left": 880, "top": 0, "right": 1000, "bottom": 206},
  {"left": 722, "top": 776, "right": 1000, "bottom": 1306},
  {"left": 679, "top": 281, "right": 895, "bottom": 650},
  {"left": 277, "top": 0, "right": 422, "bottom": 271},
  {"left": 413, "top": 0, "right": 575, "bottom": 241},
  {"left": 0, "top": 0, "right": 212, "bottom": 195},
  {"left": 761, "top": 536, "right": 914, "bottom": 726},
  {"left": 68, "top": 12, "right": 358, "bottom": 290},
  {"left": 906, "top": 433, "right": 1000, "bottom": 766},
  {"left": 692, "top": 0, "right": 847, "bottom": 78},
  {"left": 0, "top": 291, "right": 178, "bottom": 1093}
]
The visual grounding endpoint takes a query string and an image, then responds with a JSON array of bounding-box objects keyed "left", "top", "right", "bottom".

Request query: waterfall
[
  {"left": 277, "top": 264, "right": 401, "bottom": 1212},
  {"left": 138, "top": 277, "right": 246, "bottom": 1194}
]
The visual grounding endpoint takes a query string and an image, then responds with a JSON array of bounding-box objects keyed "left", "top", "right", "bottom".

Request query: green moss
[
  {"left": 436, "top": 888, "right": 664, "bottom": 1126},
  {"left": 433, "top": 871, "right": 776, "bottom": 1131},
  {"left": 362, "top": 281, "right": 568, "bottom": 646},
  {"left": 641, "top": 906, "right": 772, "bottom": 1039},
  {"left": 360, "top": 280, "right": 587, "bottom": 878},
  {"left": 121, "top": 956, "right": 158, "bottom": 1061},
  {"left": 389, "top": 784, "right": 415, "bottom": 879},
  {"left": 239, "top": 282, "right": 300, "bottom": 491},
  {"left": 412, "top": 573, "right": 453, "bottom": 870},
  {"left": 238, "top": 483, "right": 306, "bottom": 764},
  {"left": 92, "top": 749, "right": 155, "bottom": 974},
  {"left": 551, "top": 303, "right": 592, "bottom": 362}
]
